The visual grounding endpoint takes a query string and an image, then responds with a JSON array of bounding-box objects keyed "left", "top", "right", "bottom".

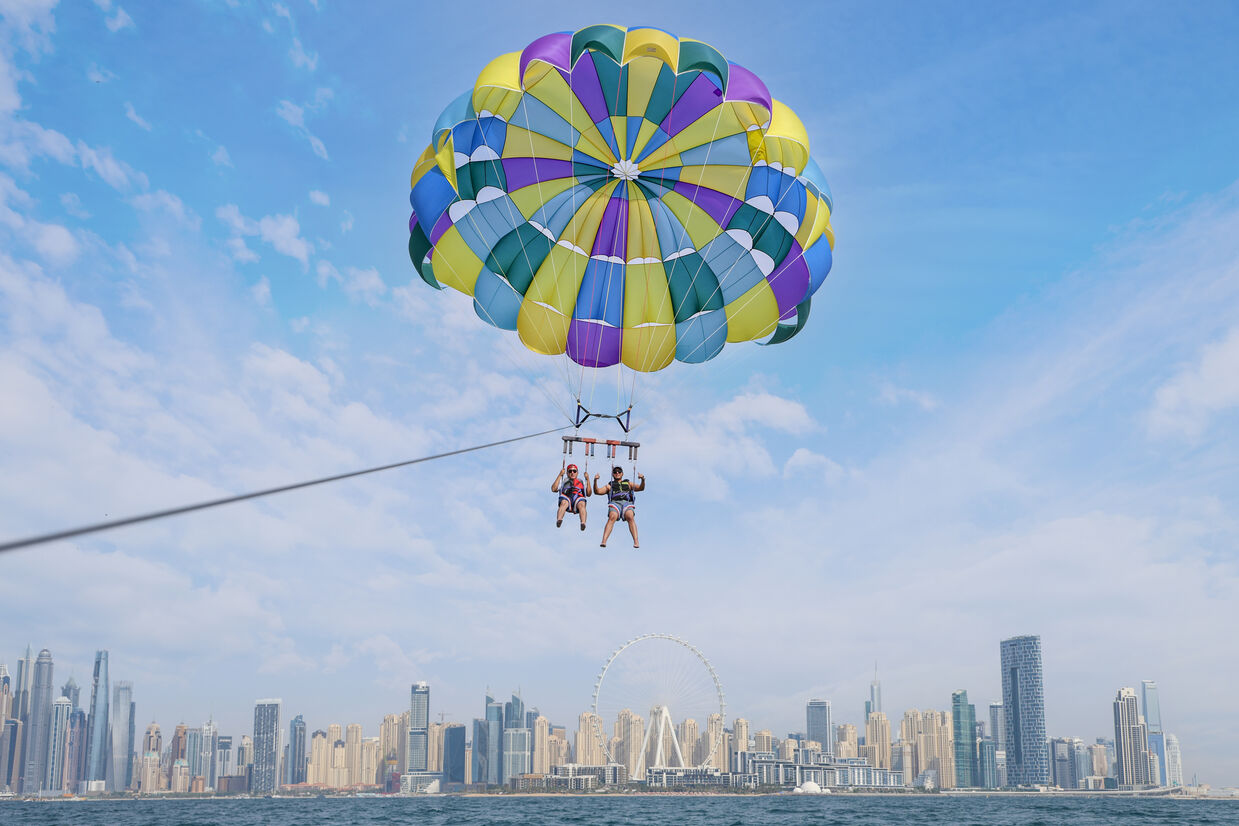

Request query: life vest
[
  {"left": 608, "top": 479, "right": 635, "bottom": 504},
  {"left": 560, "top": 478, "right": 586, "bottom": 497}
]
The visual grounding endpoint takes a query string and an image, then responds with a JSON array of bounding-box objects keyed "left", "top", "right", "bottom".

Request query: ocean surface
[{"left": 2, "top": 795, "right": 1237, "bottom": 826}]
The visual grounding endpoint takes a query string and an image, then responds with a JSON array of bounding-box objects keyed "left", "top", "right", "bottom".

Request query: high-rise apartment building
[
  {"left": 575, "top": 711, "right": 603, "bottom": 767},
  {"left": 345, "top": 723, "right": 363, "bottom": 784},
  {"left": 201, "top": 719, "right": 219, "bottom": 789},
  {"left": 109, "top": 681, "right": 134, "bottom": 792},
  {"left": 864, "top": 711, "right": 891, "bottom": 770},
  {"left": 951, "top": 690, "right": 977, "bottom": 787},
  {"left": 379, "top": 714, "right": 403, "bottom": 765},
  {"left": 805, "top": 700, "right": 833, "bottom": 757},
  {"left": 1141, "top": 680, "right": 1166, "bottom": 786},
  {"left": 1000, "top": 635, "right": 1049, "bottom": 785},
  {"left": 186, "top": 727, "right": 204, "bottom": 779},
  {"left": 62, "top": 708, "right": 87, "bottom": 792},
  {"left": 865, "top": 666, "right": 882, "bottom": 720},
  {"left": 732, "top": 718, "right": 750, "bottom": 756},
  {"left": 407, "top": 682, "right": 430, "bottom": 772},
  {"left": 287, "top": 715, "right": 307, "bottom": 785},
  {"left": 532, "top": 716, "right": 550, "bottom": 774},
  {"left": 1113, "top": 687, "right": 1150, "bottom": 788},
  {"left": 503, "top": 726, "right": 532, "bottom": 780},
  {"left": 60, "top": 677, "right": 79, "bottom": 710},
  {"left": 307, "top": 730, "right": 329, "bottom": 785},
  {"left": 46, "top": 696, "right": 72, "bottom": 792},
  {"left": 252, "top": 699, "right": 281, "bottom": 793},
  {"left": 1164, "top": 733, "right": 1183, "bottom": 787},
  {"left": 22, "top": 649, "right": 54, "bottom": 794}
]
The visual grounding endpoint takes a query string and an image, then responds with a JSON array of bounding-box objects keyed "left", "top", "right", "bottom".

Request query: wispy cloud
[
  {"left": 308, "top": 189, "right": 329, "bottom": 206},
  {"left": 878, "top": 380, "right": 940, "bottom": 411},
  {"left": 123, "top": 101, "right": 151, "bottom": 131}
]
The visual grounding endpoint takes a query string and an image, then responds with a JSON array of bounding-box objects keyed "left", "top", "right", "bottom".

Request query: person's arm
[
  {"left": 593, "top": 474, "right": 607, "bottom": 496},
  {"left": 633, "top": 473, "right": 646, "bottom": 491},
  {"left": 552, "top": 469, "right": 564, "bottom": 493}
]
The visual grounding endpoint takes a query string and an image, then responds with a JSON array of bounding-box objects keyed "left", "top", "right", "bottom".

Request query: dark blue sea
[{"left": 2, "top": 795, "right": 1238, "bottom": 826}]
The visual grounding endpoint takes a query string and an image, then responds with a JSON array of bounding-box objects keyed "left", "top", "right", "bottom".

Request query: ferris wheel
[{"left": 591, "top": 634, "right": 726, "bottom": 777}]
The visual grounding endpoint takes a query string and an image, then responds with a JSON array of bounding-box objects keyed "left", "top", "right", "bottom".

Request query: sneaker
[
  {"left": 556, "top": 519, "right": 562, "bottom": 528},
  {"left": 580, "top": 522, "right": 587, "bottom": 531}
]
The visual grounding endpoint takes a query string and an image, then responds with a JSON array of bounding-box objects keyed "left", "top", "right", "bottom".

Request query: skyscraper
[
  {"left": 805, "top": 699, "right": 833, "bottom": 757},
  {"left": 252, "top": 699, "right": 281, "bottom": 793},
  {"left": 46, "top": 696, "right": 72, "bottom": 792},
  {"left": 443, "top": 723, "right": 466, "bottom": 784},
  {"left": 186, "top": 728, "right": 204, "bottom": 778},
  {"left": 865, "top": 664, "right": 882, "bottom": 720},
  {"left": 201, "top": 719, "right": 219, "bottom": 789},
  {"left": 951, "top": 690, "right": 977, "bottom": 788},
  {"left": 109, "top": 681, "right": 135, "bottom": 792},
  {"left": 21, "top": 649, "right": 54, "bottom": 794},
  {"left": 1141, "top": 680, "right": 1167, "bottom": 786},
  {"left": 732, "top": 718, "right": 750, "bottom": 755},
  {"left": 863, "top": 711, "right": 891, "bottom": 770},
  {"left": 407, "top": 682, "right": 430, "bottom": 772},
  {"left": 60, "top": 677, "right": 79, "bottom": 710},
  {"left": 62, "top": 708, "right": 87, "bottom": 793},
  {"left": 345, "top": 723, "right": 363, "bottom": 784},
  {"left": 1164, "top": 733, "right": 1183, "bottom": 787},
  {"left": 1113, "top": 687, "right": 1150, "bottom": 787},
  {"left": 1000, "top": 635, "right": 1049, "bottom": 785},
  {"left": 287, "top": 715, "right": 307, "bottom": 785},
  {"left": 503, "top": 726, "right": 532, "bottom": 780},
  {"left": 486, "top": 700, "right": 504, "bottom": 784},
  {"left": 471, "top": 718, "right": 489, "bottom": 786},
  {"left": 575, "top": 711, "right": 603, "bottom": 767},
  {"left": 84, "top": 651, "right": 109, "bottom": 788}
]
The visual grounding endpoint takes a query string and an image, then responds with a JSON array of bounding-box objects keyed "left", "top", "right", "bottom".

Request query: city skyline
[
  {"left": 1, "top": 0, "right": 1237, "bottom": 792},
  {"left": 0, "top": 634, "right": 1198, "bottom": 792}
]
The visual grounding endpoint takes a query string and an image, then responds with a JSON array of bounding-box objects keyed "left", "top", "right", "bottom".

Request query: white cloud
[
  {"left": 104, "top": 6, "right": 134, "bottom": 32},
  {"left": 0, "top": 120, "right": 75, "bottom": 170},
  {"left": 0, "top": 174, "right": 79, "bottom": 266},
  {"left": 130, "top": 190, "right": 198, "bottom": 228},
  {"left": 289, "top": 37, "right": 317, "bottom": 71},
  {"left": 782, "top": 447, "right": 845, "bottom": 482},
  {"left": 251, "top": 275, "right": 271, "bottom": 307},
  {"left": 87, "top": 63, "right": 115, "bottom": 84},
  {"left": 225, "top": 236, "right": 258, "bottom": 263},
  {"left": 314, "top": 259, "right": 337, "bottom": 288},
  {"left": 257, "top": 213, "right": 311, "bottom": 266},
  {"left": 1149, "top": 327, "right": 1239, "bottom": 440},
  {"left": 75, "top": 140, "right": 147, "bottom": 191},
  {"left": 211, "top": 144, "right": 232, "bottom": 167},
  {"left": 340, "top": 210, "right": 353, "bottom": 233},
  {"left": 216, "top": 204, "right": 312, "bottom": 267},
  {"left": 123, "top": 101, "right": 151, "bottom": 131},
  {"left": 878, "top": 380, "right": 941, "bottom": 411},
  {"left": 309, "top": 189, "right": 329, "bottom": 206},
  {"left": 276, "top": 99, "right": 328, "bottom": 160},
  {"left": 60, "top": 192, "right": 90, "bottom": 218},
  {"left": 343, "top": 266, "right": 385, "bottom": 305}
]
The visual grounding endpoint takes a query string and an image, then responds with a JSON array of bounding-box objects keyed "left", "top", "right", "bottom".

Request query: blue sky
[{"left": 2, "top": 0, "right": 1238, "bottom": 785}]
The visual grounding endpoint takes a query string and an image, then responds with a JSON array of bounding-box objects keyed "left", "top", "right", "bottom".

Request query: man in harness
[
  {"left": 594, "top": 466, "right": 645, "bottom": 548},
  {"left": 552, "top": 463, "right": 589, "bottom": 530}
]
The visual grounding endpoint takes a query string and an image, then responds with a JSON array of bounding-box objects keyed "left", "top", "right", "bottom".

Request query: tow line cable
[{"left": 0, "top": 425, "right": 573, "bottom": 555}]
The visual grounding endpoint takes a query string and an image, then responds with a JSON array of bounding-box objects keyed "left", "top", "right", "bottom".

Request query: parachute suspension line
[
  {"left": 0, "top": 425, "right": 574, "bottom": 555},
  {"left": 450, "top": 173, "right": 575, "bottom": 426},
  {"left": 510, "top": 91, "right": 580, "bottom": 400}
]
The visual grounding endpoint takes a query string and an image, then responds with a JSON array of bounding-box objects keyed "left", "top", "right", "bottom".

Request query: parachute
[{"left": 408, "top": 24, "right": 834, "bottom": 397}]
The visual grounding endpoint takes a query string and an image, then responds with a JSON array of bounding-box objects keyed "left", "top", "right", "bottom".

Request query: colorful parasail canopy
[{"left": 408, "top": 24, "right": 835, "bottom": 372}]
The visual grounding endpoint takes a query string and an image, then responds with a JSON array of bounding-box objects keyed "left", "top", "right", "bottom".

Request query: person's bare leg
[
  {"left": 577, "top": 501, "right": 588, "bottom": 530},
  {"left": 601, "top": 510, "right": 619, "bottom": 547},
  {"left": 625, "top": 510, "right": 639, "bottom": 547},
  {"left": 556, "top": 499, "right": 568, "bottom": 527}
]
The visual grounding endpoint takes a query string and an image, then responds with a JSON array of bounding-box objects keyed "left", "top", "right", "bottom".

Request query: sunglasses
[{"left": 567, "top": 469, "right": 577, "bottom": 473}]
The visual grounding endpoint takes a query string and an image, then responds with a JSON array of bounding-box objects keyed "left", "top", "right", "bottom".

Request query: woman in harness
[
  {"left": 594, "top": 466, "right": 645, "bottom": 548},
  {"left": 552, "top": 463, "right": 589, "bottom": 530}
]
